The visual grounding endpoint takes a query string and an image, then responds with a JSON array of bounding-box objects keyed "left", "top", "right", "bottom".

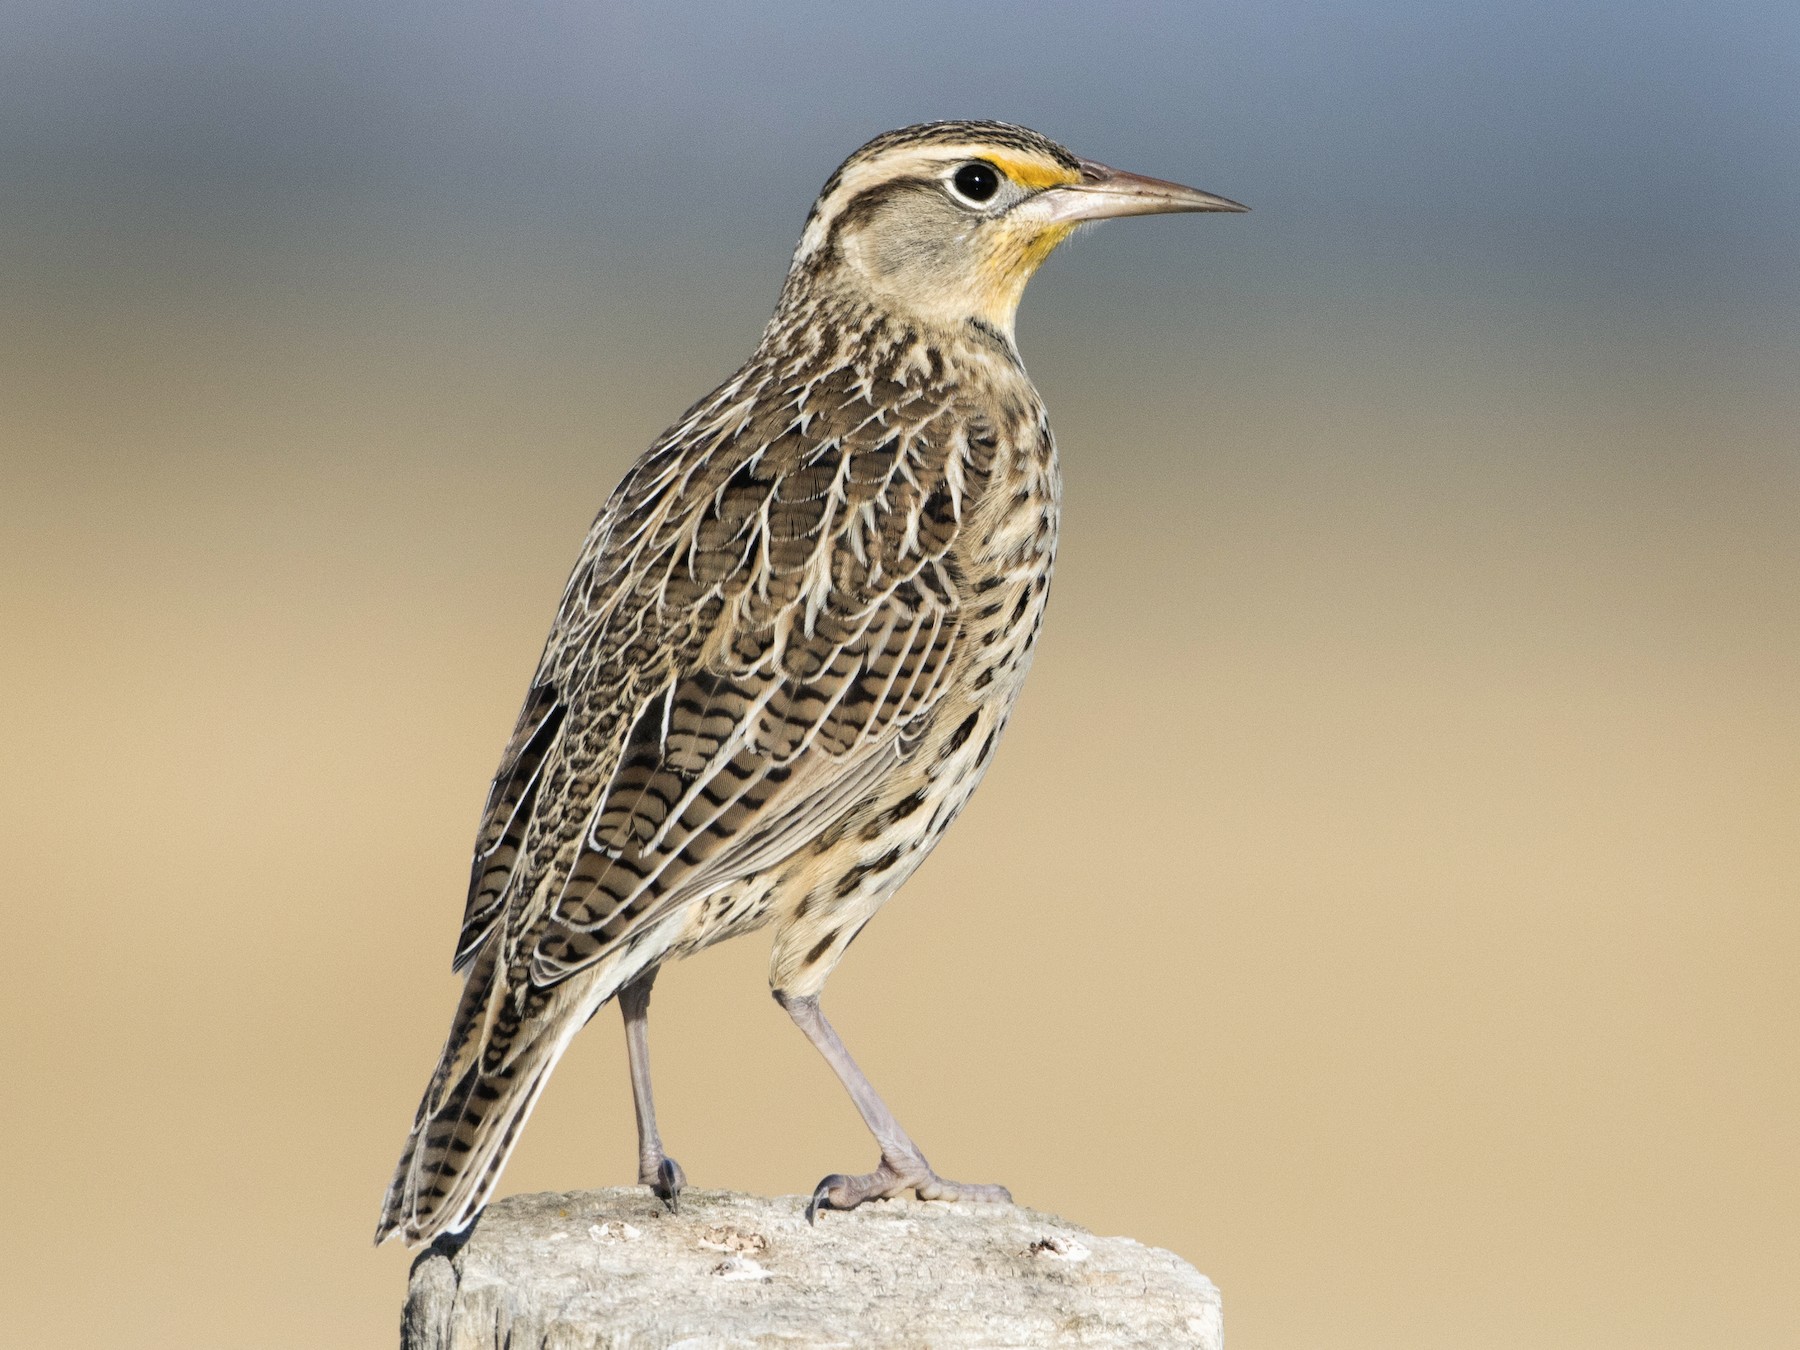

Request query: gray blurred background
[{"left": 4, "top": 3, "right": 1796, "bottom": 1347}]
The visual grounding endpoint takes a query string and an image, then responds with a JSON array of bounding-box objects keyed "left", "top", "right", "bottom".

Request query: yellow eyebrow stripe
[{"left": 987, "top": 153, "right": 1082, "bottom": 191}]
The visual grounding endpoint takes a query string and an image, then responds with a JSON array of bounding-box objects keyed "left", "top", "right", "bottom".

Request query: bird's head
[{"left": 784, "top": 120, "right": 1246, "bottom": 341}]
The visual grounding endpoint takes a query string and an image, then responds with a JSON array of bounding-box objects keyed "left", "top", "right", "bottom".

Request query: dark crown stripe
[{"left": 806, "top": 120, "right": 1079, "bottom": 230}]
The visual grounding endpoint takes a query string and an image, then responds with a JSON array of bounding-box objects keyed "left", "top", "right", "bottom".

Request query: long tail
[{"left": 375, "top": 939, "right": 615, "bottom": 1246}]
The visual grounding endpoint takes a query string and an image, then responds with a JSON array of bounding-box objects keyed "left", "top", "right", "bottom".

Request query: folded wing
[{"left": 451, "top": 360, "right": 993, "bottom": 989}]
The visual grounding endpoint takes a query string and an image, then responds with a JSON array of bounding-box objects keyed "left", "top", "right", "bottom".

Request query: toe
[
  {"left": 960, "top": 1181, "right": 1012, "bottom": 1204},
  {"left": 643, "top": 1156, "right": 686, "bottom": 1212},
  {"left": 806, "top": 1173, "right": 854, "bottom": 1225},
  {"left": 915, "top": 1175, "right": 1012, "bottom": 1204},
  {"left": 653, "top": 1156, "right": 686, "bottom": 1211}
]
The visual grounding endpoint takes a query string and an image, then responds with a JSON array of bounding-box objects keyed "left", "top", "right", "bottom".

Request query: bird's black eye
[{"left": 952, "top": 162, "right": 1001, "bottom": 203}]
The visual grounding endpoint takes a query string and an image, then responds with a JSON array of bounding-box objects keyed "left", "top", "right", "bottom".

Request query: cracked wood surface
[{"left": 401, "top": 1188, "right": 1222, "bottom": 1349}]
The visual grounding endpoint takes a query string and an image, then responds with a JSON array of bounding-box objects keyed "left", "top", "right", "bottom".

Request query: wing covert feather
[{"left": 455, "top": 352, "right": 1000, "bottom": 987}]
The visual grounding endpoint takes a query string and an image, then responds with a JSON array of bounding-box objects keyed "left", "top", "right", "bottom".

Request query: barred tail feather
[{"left": 375, "top": 939, "right": 617, "bottom": 1247}]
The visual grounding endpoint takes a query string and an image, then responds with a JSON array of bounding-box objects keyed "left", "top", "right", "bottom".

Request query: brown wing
[{"left": 451, "top": 351, "right": 997, "bottom": 987}]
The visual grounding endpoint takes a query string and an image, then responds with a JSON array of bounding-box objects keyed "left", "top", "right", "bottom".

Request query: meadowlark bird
[{"left": 376, "top": 120, "right": 1245, "bottom": 1247}]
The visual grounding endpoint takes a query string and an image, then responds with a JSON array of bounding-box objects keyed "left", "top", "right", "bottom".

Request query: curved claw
[
  {"left": 806, "top": 1173, "right": 851, "bottom": 1225},
  {"left": 649, "top": 1155, "right": 686, "bottom": 1213}
]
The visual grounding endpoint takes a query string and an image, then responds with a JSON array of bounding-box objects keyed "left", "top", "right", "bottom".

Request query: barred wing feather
[{"left": 453, "top": 359, "right": 984, "bottom": 989}]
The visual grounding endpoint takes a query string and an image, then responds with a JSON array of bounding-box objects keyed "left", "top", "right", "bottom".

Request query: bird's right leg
[
  {"left": 775, "top": 991, "right": 1012, "bottom": 1222},
  {"left": 618, "top": 967, "right": 686, "bottom": 1210}
]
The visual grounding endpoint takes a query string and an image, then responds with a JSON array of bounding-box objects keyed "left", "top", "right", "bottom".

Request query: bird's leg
[
  {"left": 618, "top": 968, "right": 685, "bottom": 1210},
  {"left": 774, "top": 991, "right": 1011, "bottom": 1222}
]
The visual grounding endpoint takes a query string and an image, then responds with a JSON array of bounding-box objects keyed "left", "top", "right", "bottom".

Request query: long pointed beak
[{"left": 1014, "top": 158, "right": 1248, "bottom": 225}]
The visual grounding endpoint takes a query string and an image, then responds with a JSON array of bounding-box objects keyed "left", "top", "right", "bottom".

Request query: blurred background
[{"left": 3, "top": 2, "right": 1796, "bottom": 1346}]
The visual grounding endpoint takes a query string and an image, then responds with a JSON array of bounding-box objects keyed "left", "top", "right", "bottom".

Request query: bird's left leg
[
  {"left": 774, "top": 991, "right": 1012, "bottom": 1222},
  {"left": 618, "top": 968, "right": 686, "bottom": 1210}
]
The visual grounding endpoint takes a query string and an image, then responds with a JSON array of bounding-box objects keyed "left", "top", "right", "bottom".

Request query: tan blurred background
[{"left": 3, "top": 3, "right": 1797, "bottom": 1347}]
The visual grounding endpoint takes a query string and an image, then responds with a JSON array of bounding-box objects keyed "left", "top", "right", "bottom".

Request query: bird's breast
[{"left": 949, "top": 405, "right": 1061, "bottom": 707}]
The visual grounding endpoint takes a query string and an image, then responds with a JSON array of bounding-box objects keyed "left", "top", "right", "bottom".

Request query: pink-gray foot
[
  {"left": 806, "top": 1152, "right": 1011, "bottom": 1223},
  {"left": 642, "top": 1154, "right": 686, "bottom": 1213},
  {"left": 774, "top": 991, "right": 1013, "bottom": 1225}
]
